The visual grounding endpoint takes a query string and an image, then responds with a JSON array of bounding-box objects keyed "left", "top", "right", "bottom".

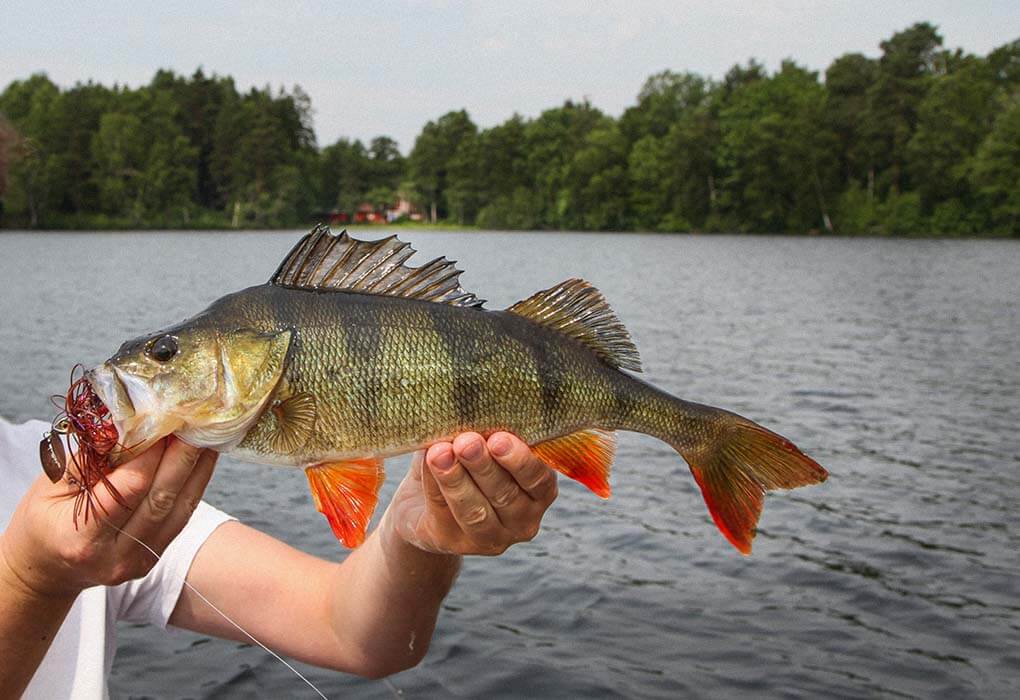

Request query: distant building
[
  {"left": 387, "top": 196, "right": 423, "bottom": 222},
  {"left": 354, "top": 202, "right": 382, "bottom": 224},
  {"left": 320, "top": 196, "right": 423, "bottom": 226}
]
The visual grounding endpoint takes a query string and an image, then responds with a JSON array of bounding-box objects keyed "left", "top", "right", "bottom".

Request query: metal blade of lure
[{"left": 39, "top": 429, "right": 67, "bottom": 482}]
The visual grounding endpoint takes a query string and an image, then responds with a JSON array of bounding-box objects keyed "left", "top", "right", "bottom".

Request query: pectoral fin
[
  {"left": 532, "top": 429, "right": 615, "bottom": 498},
  {"left": 305, "top": 458, "right": 385, "bottom": 548},
  {"left": 268, "top": 392, "right": 317, "bottom": 454}
]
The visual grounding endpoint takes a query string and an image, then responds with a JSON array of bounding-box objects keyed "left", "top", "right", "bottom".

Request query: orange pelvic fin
[
  {"left": 532, "top": 429, "right": 615, "bottom": 498},
  {"left": 305, "top": 458, "right": 385, "bottom": 548},
  {"left": 685, "top": 421, "right": 827, "bottom": 555}
]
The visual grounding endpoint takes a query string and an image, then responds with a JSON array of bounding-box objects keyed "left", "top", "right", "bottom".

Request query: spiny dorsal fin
[
  {"left": 271, "top": 224, "right": 485, "bottom": 308},
  {"left": 508, "top": 278, "right": 641, "bottom": 372}
]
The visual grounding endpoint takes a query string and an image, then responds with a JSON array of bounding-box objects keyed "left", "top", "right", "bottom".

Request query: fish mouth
[
  {"left": 85, "top": 363, "right": 136, "bottom": 423},
  {"left": 85, "top": 363, "right": 182, "bottom": 464}
]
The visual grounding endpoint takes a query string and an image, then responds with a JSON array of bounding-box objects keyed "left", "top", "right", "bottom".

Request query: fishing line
[{"left": 104, "top": 519, "right": 329, "bottom": 700}]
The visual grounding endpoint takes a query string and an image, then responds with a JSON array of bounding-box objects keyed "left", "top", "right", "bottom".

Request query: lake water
[{"left": 1, "top": 230, "right": 1018, "bottom": 699}]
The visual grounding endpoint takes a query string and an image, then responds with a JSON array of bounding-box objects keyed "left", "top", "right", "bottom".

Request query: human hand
[
  {"left": 0, "top": 437, "right": 216, "bottom": 599},
  {"left": 383, "top": 432, "right": 558, "bottom": 556}
]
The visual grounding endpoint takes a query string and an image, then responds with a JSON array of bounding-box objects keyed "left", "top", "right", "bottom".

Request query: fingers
[
  {"left": 414, "top": 433, "right": 558, "bottom": 556},
  {"left": 453, "top": 433, "right": 522, "bottom": 524},
  {"left": 20, "top": 436, "right": 219, "bottom": 591},
  {"left": 148, "top": 449, "right": 217, "bottom": 553},
  {"left": 90, "top": 439, "right": 169, "bottom": 530},
  {"left": 420, "top": 447, "right": 450, "bottom": 514},
  {"left": 121, "top": 437, "right": 205, "bottom": 541},
  {"left": 425, "top": 442, "right": 503, "bottom": 549},
  {"left": 109, "top": 442, "right": 216, "bottom": 582},
  {"left": 487, "top": 432, "right": 558, "bottom": 506}
]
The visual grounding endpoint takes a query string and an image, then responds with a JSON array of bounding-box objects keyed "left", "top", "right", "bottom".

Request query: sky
[{"left": 2, "top": 1, "right": 1017, "bottom": 152}]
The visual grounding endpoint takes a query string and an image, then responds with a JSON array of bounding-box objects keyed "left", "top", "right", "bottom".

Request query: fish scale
[{"left": 86, "top": 226, "right": 828, "bottom": 553}]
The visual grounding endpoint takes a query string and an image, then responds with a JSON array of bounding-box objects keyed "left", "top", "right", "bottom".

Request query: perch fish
[{"left": 80, "top": 225, "right": 827, "bottom": 553}]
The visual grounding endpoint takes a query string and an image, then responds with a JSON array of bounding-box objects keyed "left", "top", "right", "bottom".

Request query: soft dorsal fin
[
  {"left": 271, "top": 224, "right": 485, "bottom": 308},
  {"left": 508, "top": 278, "right": 641, "bottom": 372}
]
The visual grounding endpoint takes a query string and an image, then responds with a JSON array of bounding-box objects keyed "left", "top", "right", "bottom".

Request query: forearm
[
  {"left": 171, "top": 435, "right": 553, "bottom": 679},
  {"left": 0, "top": 535, "right": 79, "bottom": 698},
  {"left": 329, "top": 509, "right": 461, "bottom": 676}
]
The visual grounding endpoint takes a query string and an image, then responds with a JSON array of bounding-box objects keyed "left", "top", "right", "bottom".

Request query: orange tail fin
[
  {"left": 305, "top": 458, "right": 385, "bottom": 548},
  {"left": 676, "top": 413, "right": 827, "bottom": 555}
]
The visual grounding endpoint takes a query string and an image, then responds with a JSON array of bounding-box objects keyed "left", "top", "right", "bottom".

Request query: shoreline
[{"left": 1, "top": 225, "right": 1015, "bottom": 240}]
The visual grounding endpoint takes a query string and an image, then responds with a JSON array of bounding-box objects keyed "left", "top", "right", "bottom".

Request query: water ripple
[{"left": 2, "top": 232, "right": 1019, "bottom": 698}]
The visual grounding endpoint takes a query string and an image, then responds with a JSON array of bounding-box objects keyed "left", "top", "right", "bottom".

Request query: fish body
[
  {"left": 211, "top": 285, "right": 667, "bottom": 462},
  {"left": 88, "top": 226, "right": 827, "bottom": 553}
]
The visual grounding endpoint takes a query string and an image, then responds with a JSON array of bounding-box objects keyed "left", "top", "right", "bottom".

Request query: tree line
[{"left": 0, "top": 22, "right": 1016, "bottom": 235}]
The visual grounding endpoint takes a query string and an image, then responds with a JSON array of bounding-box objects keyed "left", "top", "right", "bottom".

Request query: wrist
[
  {"left": 377, "top": 509, "right": 461, "bottom": 570},
  {"left": 0, "top": 533, "right": 81, "bottom": 604}
]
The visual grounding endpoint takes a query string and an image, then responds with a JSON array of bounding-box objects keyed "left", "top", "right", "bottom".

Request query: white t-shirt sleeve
[{"left": 106, "top": 501, "right": 235, "bottom": 628}]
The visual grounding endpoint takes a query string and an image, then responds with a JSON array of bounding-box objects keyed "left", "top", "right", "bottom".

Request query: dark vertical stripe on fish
[
  {"left": 346, "top": 307, "right": 383, "bottom": 439},
  {"left": 528, "top": 331, "right": 565, "bottom": 436},
  {"left": 424, "top": 304, "right": 484, "bottom": 425},
  {"left": 492, "top": 309, "right": 570, "bottom": 436},
  {"left": 611, "top": 373, "right": 635, "bottom": 425}
]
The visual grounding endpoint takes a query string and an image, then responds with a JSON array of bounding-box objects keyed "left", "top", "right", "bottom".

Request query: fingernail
[
  {"left": 460, "top": 438, "right": 482, "bottom": 461},
  {"left": 432, "top": 448, "right": 455, "bottom": 472},
  {"left": 489, "top": 434, "right": 511, "bottom": 457}
]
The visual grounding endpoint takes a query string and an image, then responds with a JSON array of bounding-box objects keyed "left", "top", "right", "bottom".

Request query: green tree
[
  {"left": 408, "top": 110, "right": 477, "bottom": 222},
  {"left": 657, "top": 100, "right": 722, "bottom": 231},
  {"left": 363, "top": 184, "right": 396, "bottom": 211},
  {"left": 718, "top": 61, "right": 839, "bottom": 232},
  {"left": 523, "top": 100, "right": 604, "bottom": 228},
  {"left": 0, "top": 116, "right": 20, "bottom": 222},
  {"left": 319, "top": 137, "right": 370, "bottom": 212},
  {"left": 563, "top": 117, "right": 628, "bottom": 230},
  {"left": 478, "top": 115, "right": 530, "bottom": 195},
  {"left": 91, "top": 112, "right": 148, "bottom": 219},
  {"left": 159, "top": 69, "right": 238, "bottom": 209},
  {"left": 453, "top": 115, "right": 530, "bottom": 226},
  {"left": 444, "top": 131, "right": 481, "bottom": 224},
  {"left": 366, "top": 136, "right": 405, "bottom": 192},
  {"left": 141, "top": 91, "right": 199, "bottom": 222},
  {"left": 627, "top": 133, "right": 671, "bottom": 229},
  {"left": 906, "top": 56, "right": 998, "bottom": 218},
  {"left": 864, "top": 22, "right": 944, "bottom": 195},
  {"left": 825, "top": 53, "right": 878, "bottom": 191},
  {"left": 619, "top": 70, "right": 709, "bottom": 142},
  {"left": 209, "top": 85, "right": 316, "bottom": 224},
  {"left": 0, "top": 74, "right": 71, "bottom": 226},
  {"left": 969, "top": 96, "right": 1020, "bottom": 234},
  {"left": 621, "top": 71, "right": 718, "bottom": 230}
]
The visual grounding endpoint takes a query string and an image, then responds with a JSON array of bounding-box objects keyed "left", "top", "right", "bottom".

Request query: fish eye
[{"left": 148, "top": 335, "right": 179, "bottom": 362}]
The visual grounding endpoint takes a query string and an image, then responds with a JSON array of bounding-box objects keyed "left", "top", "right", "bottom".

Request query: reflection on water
[{"left": 1, "top": 231, "right": 1018, "bottom": 699}]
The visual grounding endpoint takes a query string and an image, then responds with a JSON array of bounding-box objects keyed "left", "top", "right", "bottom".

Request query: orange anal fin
[
  {"left": 305, "top": 458, "right": 385, "bottom": 548},
  {"left": 532, "top": 429, "right": 615, "bottom": 498}
]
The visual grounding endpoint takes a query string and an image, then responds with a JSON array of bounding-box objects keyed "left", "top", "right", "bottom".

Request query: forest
[{"left": 0, "top": 23, "right": 1016, "bottom": 235}]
